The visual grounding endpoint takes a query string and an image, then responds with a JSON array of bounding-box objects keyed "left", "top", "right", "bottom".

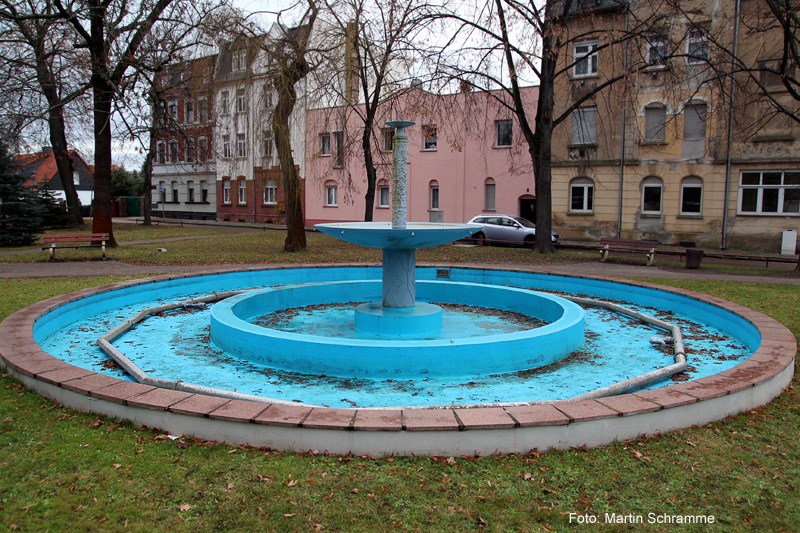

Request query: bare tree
[{"left": 0, "top": 0, "right": 91, "bottom": 226}]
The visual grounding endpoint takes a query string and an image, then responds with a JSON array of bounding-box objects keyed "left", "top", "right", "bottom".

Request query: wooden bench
[
  {"left": 599, "top": 238, "right": 659, "bottom": 266},
  {"left": 42, "top": 233, "right": 109, "bottom": 260}
]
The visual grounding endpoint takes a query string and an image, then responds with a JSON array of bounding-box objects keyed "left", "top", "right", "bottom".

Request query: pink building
[{"left": 304, "top": 87, "right": 540, "bottom": 226}]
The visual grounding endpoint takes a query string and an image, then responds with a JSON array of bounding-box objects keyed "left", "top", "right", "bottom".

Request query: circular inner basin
[{"left": 209, "top": 280, "right": 585, "bottom": 379}]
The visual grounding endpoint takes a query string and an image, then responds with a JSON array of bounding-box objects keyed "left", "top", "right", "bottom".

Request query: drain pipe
[
  {"left": 722, "top": 0, "right": 742, "bottom": 249},
  {"left": 617, "top": 7, "right": 630, "bottom": 238}
]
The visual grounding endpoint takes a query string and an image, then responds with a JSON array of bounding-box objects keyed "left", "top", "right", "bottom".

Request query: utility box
[{"left": 781, "top": 229, "right": 797, "bottom": 255}]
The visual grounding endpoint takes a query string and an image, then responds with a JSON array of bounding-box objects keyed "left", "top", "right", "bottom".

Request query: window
[
  {"left": 683, "top": 101, "right": 707, "bottom": 140},
  {"left": 333, "top": 131, "right": 344, "bottom": 168},
  {"left": 186, "top": 138, "right": 195, "bottom": 162},
  {"left": 430, "top": 182, "right": 440, "bottom": 210},
  {"left": 686, "top": 27, "right": 708, "bottom": 64},
  {"left": 570, "top": 177, "right": 594, "bottom": 213},
  {"left": 326, "top": 183, "right": 338, "bottom": 206},
  {"left": 263, "top": 130, "right": 274, "bottom": 159},
  {"left": 739, "top": 171, "right": 800, "bottom": 215},
  {"left": 237, "top": 179, "right": 247, "bottom": 204},
  {"left": 158, "top": 181, "right": 166, "bottom": 203},
  {"left": 378, "top": 185, "right": 389, "bottom": 208},
  {"left": 198, "top": 137, "right": 209, "bottom": 162},
  {"left": 423, "top": 125, "right": 437, "bottom": 150},
  {"left": 237, "top": 133, "right": 246, "bottom": 158},
  {"left": 496, "top": 120, "right": 512, "bottom": 147},
  {"left": 169, "top": 140, "right": 179, "bottom": 163},
  {"left": 644, "top": 105, "right": 667, "bottom": 142},
  {"left": 171, "top": 181, "right": 179, "bottom": 203},
  {"left": 382, "top": 128, "right": 394, "bottom": 152},
  {"left": 222, "top": 179, "right": 231, "bottom": 204},
  {"left": 231, "top": 49, "right": 246, "bottom": 72},
  {"left": 187, "top": 180, "right": 195, "bottom": 203},
  {"left": 680, "top": 177, "right": 703, "bottom": 215},
  {"left": 646, "top": 34, "right": 669, "bottom": 68},
  {"left": 73, "top": 171, "right": 80, "bottom": 186},
  {"left": 571, "top": 107, "right": 597, "bottom": 145},
  {"left": 156, "top": 142, "right": 166, "bottom": 164},
  {"left": 641, "top": 177, "right": 663, "bottom": 214},
  {"left": 485, "top": 178, "right": 496, "bottom": 211},
  {"left": 198, "top": 98, "right": 208, "bottom": 122},
  {"left": 168, "top": 101, "right": 178, "bottom": 122},
  {"left": 263, "top": 179, "right": 278, "bottom": 204},
  {"left": 574, "top": 41, "right": 598, "bottom": 77},
  {"left": 200, "top": 180, "right": 209, "bottom": 203},
  {"left": 320, "top": 133, "right": 331, "bottom": 156},
  {"left": 236, "top": 91, "right": 247, "bottom": 114},
  {"left": 222, "top": 135, "right": 231, "bottom": 159},
  {"left": 220, "top": 91, "right": 229, "bottom": 115},
  {"left": 185, "top": 101, "right": 194, "bottom": 124}
]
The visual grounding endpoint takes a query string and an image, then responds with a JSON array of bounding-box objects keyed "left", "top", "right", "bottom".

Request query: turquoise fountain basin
[
  {"left": 315, "top": 222, "right": 482, "bottom": 249},
  {"left": 209, "top": 280, "right": 585, "bottom": 379}
]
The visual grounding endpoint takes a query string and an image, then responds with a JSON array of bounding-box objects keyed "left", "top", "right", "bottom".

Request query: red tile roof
[{"left": 16, "top": 150, "right": 91, "bottom": 188}]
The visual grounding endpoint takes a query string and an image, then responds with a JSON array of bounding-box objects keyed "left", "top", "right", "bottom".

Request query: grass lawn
[{"left": 0, "top": 227, "right": 798, "bottom": 530}]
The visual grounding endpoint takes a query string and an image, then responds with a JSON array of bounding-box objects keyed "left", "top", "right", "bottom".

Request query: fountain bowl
[{"left": 315, "top": 222, "right": 482, "bottom": 249}]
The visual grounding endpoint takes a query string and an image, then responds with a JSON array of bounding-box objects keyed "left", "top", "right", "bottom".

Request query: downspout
[
  {"left": 722, "top": 0, "right": 742, "bottom": 249},
  {"left": 617, "top": 8, "right": 630, "bottom": 238}
]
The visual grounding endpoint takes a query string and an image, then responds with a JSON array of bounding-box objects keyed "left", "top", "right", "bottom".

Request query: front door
[{"left": 519, "top": 197, "right": 535, "bottom": 222}]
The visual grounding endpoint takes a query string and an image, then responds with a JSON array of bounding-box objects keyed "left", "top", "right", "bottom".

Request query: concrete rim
[{"left": 0, "top": 264, "right": 795, "bottom": 456}]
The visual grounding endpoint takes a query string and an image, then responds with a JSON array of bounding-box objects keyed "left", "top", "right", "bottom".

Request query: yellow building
[{"left": 550, "top": 0, "right": 800, "bottom": 251}]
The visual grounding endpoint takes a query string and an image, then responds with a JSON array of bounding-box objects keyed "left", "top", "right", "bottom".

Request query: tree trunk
[
  {"left": 362, "top": 115, "right": 376, "bottom": 222},
  {"left": 48, "top": 110, "right": 83, "bottom": 226},
  {"left": 273, "top": 75, "right": 306, "bottom": 252},
  {"left": 91, "top": 84, "right": 116, "bottom": 245},
  {"left": 142, "top": 129, "right": 155, "bottom": 225}
]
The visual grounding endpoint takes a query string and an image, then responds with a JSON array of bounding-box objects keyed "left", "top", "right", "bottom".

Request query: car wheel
[
  {"left": 473, "top": 232, "right": 486, "bottom": 246},
  {"left": 523, "top": 235, "right": 535, "bottom": 249}
]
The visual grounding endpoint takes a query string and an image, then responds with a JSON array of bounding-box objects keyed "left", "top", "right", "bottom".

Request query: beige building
[{"left": 550, "top": 0, "right": 800, "bottom": 251}]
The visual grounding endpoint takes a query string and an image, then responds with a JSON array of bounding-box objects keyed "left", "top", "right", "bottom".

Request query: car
[{"left": 466, "top": 214, "right": 561, "bottom": 247}]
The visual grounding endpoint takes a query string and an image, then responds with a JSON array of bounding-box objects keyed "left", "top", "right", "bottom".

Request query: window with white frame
[
  {"left": 326, "top": 182, "right": 338, "bottom": 206},
  {"left": 73, "top": 170, "right": 80, "bottom": 186},
  {"left": 185, "top": 101, "right": 194, "bottom": 124},
  {"left": 382, "top": 128, "right": 394, "bottom": 152},
  {"left": 222, "top": 179, "right": 231, "bottom": 204},
  {"left": 430, "top": 181, "right": 440, "bottom": 210},
  {"left": 573, "top": 41, "right": 598, "bottom": 77},
  {"left": 646, "top": 34, "right": 669, "bottom": 68},
  {"left": 570, "top": 177, "right": 594, "bottom": 213},
  {"left": 496, "top": 120, "right": 512, "bottom": 147},
  {"left": 680, "top": 177, "right": 703, "bottom": 215},
  {"left": 485, "top": 178, "right": 496, "bottom": 211},
  {"left": 320, "top": 132, "right": 331, "bottom": 156},
  {"left": 571, "top": 107, "right": 597, "bottom": 146},
  {"left": 186, "top": 138, "right": 195, "bottom": 162},
  {"left": 422, "top": 124, "right": 437, "bottom": 150},
  {"left": 236, "top": 91, "right": 247, "bottom": 114},
  {"left": 168, "top": 101, "right": 178, "bottom": 122},
  {"left": 237, "top": 133, "right": 246, "bottom": 158},
  {"left": 683, "top": 101, "right": 707, "bottom": 140},
  {"left": 187, "top": 180, "right": 195, "bottom": 203},
  {"left": 221, "top": 91, "right": 229, "bottom": 115},
  {"left": 237, "top": 179, "right": 247, "bottom": 204},
  {"left": 231, "top": 49, "right": 246, "bottom": 72},
  {"left": 644, "top": 105, "right": 667, "bottom": 142},
  {"left": 198, "top": 98, "right": 208, "bottom": 122},
  {"left": 263, "top": 130, "right": 274, "bottom": 160},
  {"left": 200, "top": 180, "right": 209, "bottom": 203},
  {"left": 156, "top": 142, "right": 166, "bottom": 164},
  {"left": 222, "top": 135, "right": 231, "bottom": 159},
  {"left": 263, "top": 179, "right": 278, "bottom": 204},
  {"left": 333, "top": 131, "right": 344, "bottom": 168},
  {"left": 171, "top": 180, "right": 179, "bottom": 203},
  {"left": 378, "top": 184, "right": 389, "bottom": 208},
  {"left": 686, "top": 27, "right": 708, "bottom": 64},
  {"left": 641, "top": 176, "right": 664, "bottom": 214},
  {"left": 739, "top": 171, "right": 800, "bottom": 215}
]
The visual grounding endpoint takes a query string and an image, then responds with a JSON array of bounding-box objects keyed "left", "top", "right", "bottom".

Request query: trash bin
[{"left": 685, "top": 249, "right": 704, "bottom": 269}]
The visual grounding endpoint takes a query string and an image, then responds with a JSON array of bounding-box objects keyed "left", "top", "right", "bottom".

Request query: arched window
[
  {"left": 484, "top": 178, "right": 496, "bottom": 211},
  {"left": 171, "top": 180, "right": 179, "bottom": 203},
  {"left": 644, "top": 104, "right": 667, "bottom": 143},
  {"left": 222, "top": 178, "right": 231, "bottom": 205},
  {"left": 569, "top": 177, "right": 594, "bottom": 213},
  {"left": 429, "top": 180, "right": 439, "bottom": 210},
  {"left": 683, "top": 101, "right": 707, "bottom": 141},
  {"left": 237, "top": 179, "right": 247, "bottom": 205},
  {"left": 680, "top": 176, "right": 703, "bottom": 215},
  {"left": 641, "top": 176, "right": 663, "bottom": 214},
  {"left": 187, "top": 180, "right": 195, "bottom": 203}
]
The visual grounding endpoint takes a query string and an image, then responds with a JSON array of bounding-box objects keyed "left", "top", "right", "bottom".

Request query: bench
[
  {"left": 599, "top": 238, "right": 659, "bottom": 266},
  {"left": 42, "top": 233, "right": 109, "bottom": 260}
]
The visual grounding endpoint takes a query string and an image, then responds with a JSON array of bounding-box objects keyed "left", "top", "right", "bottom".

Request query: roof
[{"left": 16, "top": 150, "right": 92, "bottom": 189}]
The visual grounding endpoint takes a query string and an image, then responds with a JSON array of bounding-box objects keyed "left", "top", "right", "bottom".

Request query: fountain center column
[{"left": 383, "top": 121, "right": 416, "bottom": 308}]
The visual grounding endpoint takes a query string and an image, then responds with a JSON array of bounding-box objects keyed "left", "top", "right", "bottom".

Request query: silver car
[{"left": 467, "top": 215, "right": 561, "bottom": 247}]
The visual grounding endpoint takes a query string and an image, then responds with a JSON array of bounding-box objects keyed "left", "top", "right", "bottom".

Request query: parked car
[{"left": 466, "top": 215, "right": 561, "bottom": 247}]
